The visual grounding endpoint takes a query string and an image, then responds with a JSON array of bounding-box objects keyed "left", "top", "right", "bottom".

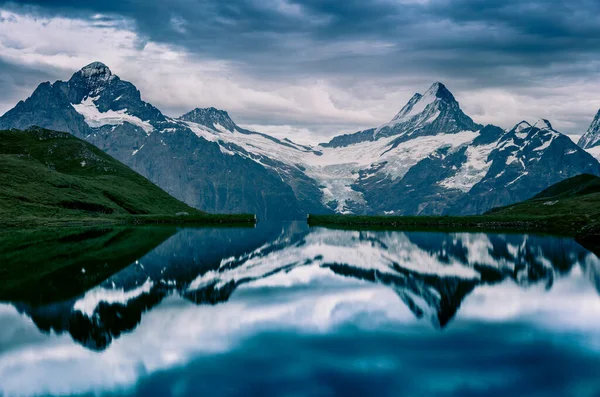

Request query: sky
[{"left": 1, "top": 0, "right": 600, "bottom": 144}]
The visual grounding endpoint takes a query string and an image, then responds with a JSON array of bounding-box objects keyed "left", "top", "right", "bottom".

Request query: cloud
[
  {"left": 1, "top": 0, "right": 600, "bottom": 140},
  {"left": 0, "top": 9, "right": 380, "bottom": 132}
]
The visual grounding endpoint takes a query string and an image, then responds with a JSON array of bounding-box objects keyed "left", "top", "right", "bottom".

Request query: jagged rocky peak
[
  {"left": 380, "top": 81, "right": 480, "bottom": 136},
  {"left": 513, "top": 120, "right": 532, "bottom": 133},
  {"left": 66, "top": 61, "right": 122, "bottom": 104},
  {"left": 322, "top": 81, "right": 481, "bottom": 147},
  {"left": 427, "top": 81, "right": 456, "bottom": 101},
  {"left": 392, "top": 82, "right": 456, "bottom": 122},
  {"left": 64, "top": 62, "right": 165, "bottom": 125},
  {"left": 512, "top": 119, "right": 555, "bottom": 135},
  {"left": 77, "top": 61, "right": 114, "bottom": 81},
  {"left": 534, "top": 119, "right": 553, "bottom": 130},
  {"left": 179, "top": 107, "right": 238, "bottom": 132},
  {"left": 579, "top": 109, "right": 600, "bottom": 149}
]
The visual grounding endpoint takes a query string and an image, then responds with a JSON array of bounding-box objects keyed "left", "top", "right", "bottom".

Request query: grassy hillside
[
  {"left": 0, "top": 127, "right": 254, "bottom": 226},
  {"left": 485, "top": 173, "right": 600, "bottom": 221},
  {"left": 309, "top": 174, "right": 600, "bottom": 236}
]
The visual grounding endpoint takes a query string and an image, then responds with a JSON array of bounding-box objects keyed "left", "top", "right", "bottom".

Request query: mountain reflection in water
[{"left": 1, "top": 222, "right": 600, "bottom": 397}]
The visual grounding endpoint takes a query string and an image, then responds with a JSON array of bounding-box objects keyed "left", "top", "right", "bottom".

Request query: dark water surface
[{"left": 1, "top": 222, "right": 600, "bottom": 396}]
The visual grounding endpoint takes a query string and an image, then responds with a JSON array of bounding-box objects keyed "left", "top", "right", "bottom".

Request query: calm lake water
[{"left": 1, "top": 222, "right": 600, "bottom": 397}]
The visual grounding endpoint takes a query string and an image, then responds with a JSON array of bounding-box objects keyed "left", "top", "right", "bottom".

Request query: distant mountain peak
[
  {"left": 425, "top": 81, "right": 456, "bottom": 102},
  {"left": 66, "top": 61, "right": 120, "bottom": 103},
  {"left": 77, "top": 62, "right": 114, "bottom": 82},
  {"left": 392, "top": 81, "right": 458, "bottom": 122},
  {"left": 534, "top": 119, "right": 553, "bottom": 130},
  {"left": 322, "top": 82, "right": 480, "bottom": 148},
  {"left": 578, "top": 109, "right": 600, "bottom": 149},
  {"left": 513, "top": 120, "right": 532, "bottom": 133},
  {"left": 512, "top": 119, "right": 554, "bottom": 135},
  {"left": 179, "top": 107, "right": 238, "bottom": 132},
  {"left": 392, "top": 81, "right": 457, "bottom": 123}
]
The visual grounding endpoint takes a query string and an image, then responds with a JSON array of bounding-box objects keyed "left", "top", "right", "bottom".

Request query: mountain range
[{"left": 2, "top": 62, "right": 600, "bottom": 220}]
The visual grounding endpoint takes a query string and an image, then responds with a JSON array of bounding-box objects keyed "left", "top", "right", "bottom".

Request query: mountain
[
  {"left": 578, "top": 109, "right": 600, "bottom": 160},
  {"left": 443, "top": 119, "right": 600, "bottom": 214},
  {"left": 2, "top": 63, "right": 599, "bottom": 218},
  {"left": 179, "top": 107, "right": 238, "bottom": 131},
  {"left": 1, "top": 63, "right": 324, "bottom": 220},
  {"left": 322, "top": 82, "right": 482, "bottom": 147},
  {"left": 0, "top": 127, "right": 201, "bottom": 224}
]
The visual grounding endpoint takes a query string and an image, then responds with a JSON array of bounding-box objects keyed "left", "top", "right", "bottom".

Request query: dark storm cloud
[{"left": 3, "top": 0, "right": 600, "bottom": 84}]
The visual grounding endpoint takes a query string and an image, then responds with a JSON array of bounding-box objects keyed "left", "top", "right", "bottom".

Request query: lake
[{"left": 1, "top": 222, "right": 600, "bottom": 397}]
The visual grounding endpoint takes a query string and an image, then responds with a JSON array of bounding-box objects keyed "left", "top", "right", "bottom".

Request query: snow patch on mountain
[
  {"left": 439, "top": 142, "right": 496, "bottom": 192},
  {"left": 533, "top": 132, "right": 558, "bottom": 152},
  {"left": 72, "top": 96, "right": 154, "bottom": 134},
  {"left": 180, "top": 114, "right": 481, "bottom": 213},
  {"left": 393, "top": 86, "right": 439, "bottom": 122}
]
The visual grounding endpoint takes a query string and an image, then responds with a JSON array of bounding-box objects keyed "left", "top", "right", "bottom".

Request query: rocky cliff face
[{"left": 2, "top": 62, "right": 599, "bottom": 218}]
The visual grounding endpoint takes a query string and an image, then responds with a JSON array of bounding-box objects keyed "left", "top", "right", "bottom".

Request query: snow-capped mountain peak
[
  {"left": 578, "top": 109, "right": 600, "bottom": 150},
  {"left": 60, "top": 63, "right": 166, "bottom": 134},
  {"left": 426, "top": 81, "right": 456, "bottom": 101},
  {"left": 366, "top": 81, "right": 481, "bottom": 144},
  {"left": 322, "top": 82, "right": 480, "bottom": 148},
  {"left": 390, "top": 82, "right": 456, "bottom": 124},
  {"left": 179, "top": 107, "right": 238, "bottom": 132},
  {"left": 68, "top": 62, "right": 121, "bottom": 102}
]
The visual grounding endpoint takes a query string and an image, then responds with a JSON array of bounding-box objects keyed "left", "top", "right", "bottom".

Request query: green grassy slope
[
  {"left": 0, "top": 127, "right": 254, "bottom": 226},
  {"left": 485, "top": 173, "right": 600, "bottom": 221}
]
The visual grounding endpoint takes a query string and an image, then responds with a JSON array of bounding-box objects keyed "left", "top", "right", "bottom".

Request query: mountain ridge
[{"left": 1, "top": 61, "right": 599, "bottom": 219}]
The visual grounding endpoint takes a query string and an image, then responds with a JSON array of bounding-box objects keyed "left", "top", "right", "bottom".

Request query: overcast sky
[{"left": 1, "top": 0, "right": 600, "bottom": 144}]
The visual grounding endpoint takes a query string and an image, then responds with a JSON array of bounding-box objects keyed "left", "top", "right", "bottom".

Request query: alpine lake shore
[
  {"left": 307, "top": 174, "right": 600, "bottom": 255},
  {"left": 0, "top": 127, "right": 256, "bottom": 228}
]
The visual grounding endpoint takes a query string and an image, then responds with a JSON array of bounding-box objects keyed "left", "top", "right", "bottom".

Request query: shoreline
[
  {"left": 306, "top": 214, "right": 591, "bottom": 236},
  {"left": 0, "top": 213, "right": 257, "bottom": 229}
]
